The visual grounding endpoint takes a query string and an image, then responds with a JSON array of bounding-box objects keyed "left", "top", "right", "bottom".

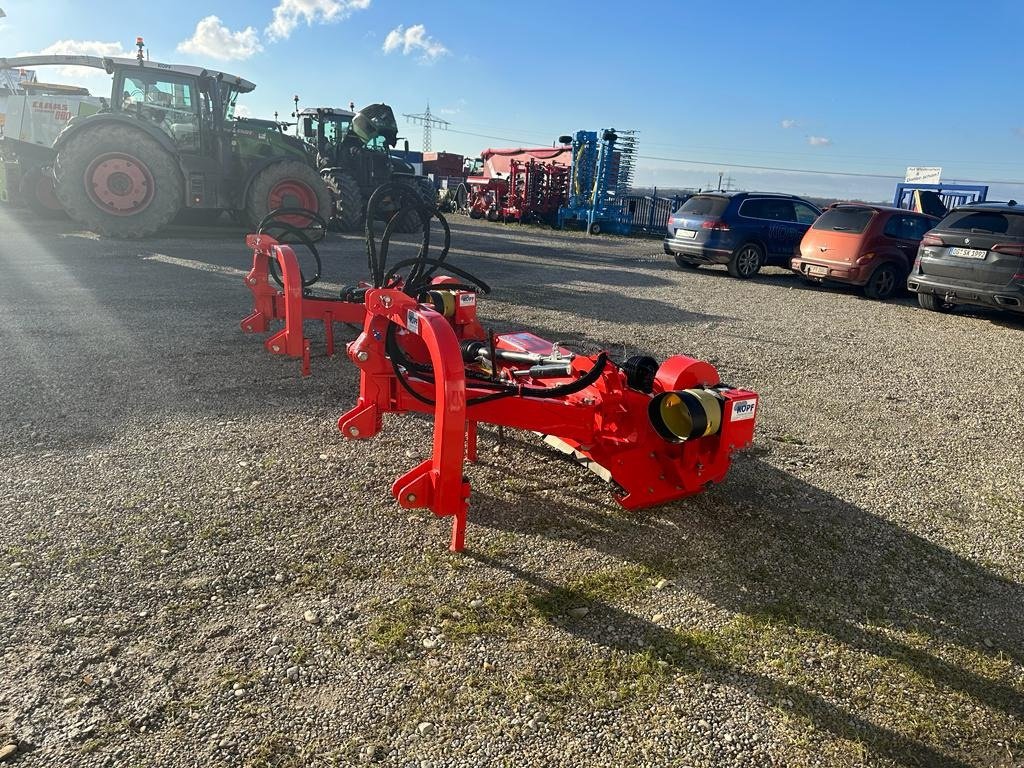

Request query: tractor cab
[
  {"left": 299, "top": 104, "right": 399, "bottom": 168},
  {"left": 296, "top": 102, "right": 431, "bottom": 231}
]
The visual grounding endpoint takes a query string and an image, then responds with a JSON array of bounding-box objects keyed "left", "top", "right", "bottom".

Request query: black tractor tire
[
  {"left": 245, "top": 160, "right": 332, "bottom": 230},
  {"left": 390, "top": 177, "right": 436, "bottom": 234},
  {"left": 323, "top": 170, "right": 364, "bottom": 231},
  {"left": 917, "top": 292, "right": 956, "bottom": 313},
  {"left": 53, "top": 125, "right": 182, "bottom": 238},
  {"left": 727, "top": 242, "right": 764, "bottom": 279},
  {"left": 863, "top": 262, "right": 903, "bottom": 300},
  {"left": 589, "top": 222, "right": 602, "bottom": 235},
  {"left": 469, "top": 208, "right": 483, "bottom": 219},
  {"left": 674, "top": 254, "right": 700, "bottom": 269},
  {"left": 486, "top": 208, "right": 500, "bottom": 223},
  {"left": 20, "top": 166, "right": 65, "bottom": 218}
]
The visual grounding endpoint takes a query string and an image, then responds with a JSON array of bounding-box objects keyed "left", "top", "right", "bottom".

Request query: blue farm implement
[{"left": 557, "top": 128, "right": 638, "bottom": 235}]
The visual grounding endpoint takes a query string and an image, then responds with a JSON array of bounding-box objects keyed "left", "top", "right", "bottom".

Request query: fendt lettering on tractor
[{"left": 240, "top": 185, "right": 760, "bottom": 551}]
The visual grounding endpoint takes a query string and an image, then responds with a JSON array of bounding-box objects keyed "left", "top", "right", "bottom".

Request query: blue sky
[{"left": 4, "top": 0, "right": 1024, "bottom": 200}]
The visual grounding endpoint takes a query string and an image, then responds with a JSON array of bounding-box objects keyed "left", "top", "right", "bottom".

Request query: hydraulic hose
[{"left": 257, "top": 207, "right": 327, "bottom": 288}]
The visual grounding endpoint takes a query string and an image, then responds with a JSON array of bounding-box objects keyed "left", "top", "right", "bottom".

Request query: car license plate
[
  {"left": 949, "top": 247, "right": 987, "bottom": 259},
  {"left": 677, "top": 229, "right": 697, "bottom": 239},
  {"left": 807, "top": 265, "right": 828, "bottom": 277}
]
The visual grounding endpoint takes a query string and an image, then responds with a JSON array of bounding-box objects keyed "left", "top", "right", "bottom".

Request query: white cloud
[
  {"left": 267, "top": 0, "right": 371, "bottom": 41},
  {"left": 178, "top": 16, "right": 262, "bottom": 61},
  {"left": 438, "top": 98, "right": 466, "bottom": 116},
  {"left": 780, "top": 119, "right": 798, "bottom": 129},
  {"left": 807, "top": 135, "right": 832, "bottom": 147},
  {"left": 25, "top": 39, "right": 132, "bottom": 60},
  {"left": 16, "top": 40, "right": 133, "bottom": 84},
  {"left": 382, "top": 24, "right": 448, "bottom": 61}
]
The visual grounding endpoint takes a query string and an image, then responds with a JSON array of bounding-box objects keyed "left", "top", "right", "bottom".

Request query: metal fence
[{"left": 618, "top": 190, "right": 689, "bottom": 234}]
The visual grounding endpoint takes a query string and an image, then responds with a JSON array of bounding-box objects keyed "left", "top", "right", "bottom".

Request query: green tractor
[
  {"left": 0, "top": 47, "right": 331, "bottom": 237},
  {"left": 297, "top": 104, "right": 434, "bottom": 232}
]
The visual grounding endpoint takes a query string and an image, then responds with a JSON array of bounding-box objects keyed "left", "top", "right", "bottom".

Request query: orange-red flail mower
[{"left": 242, "top": 186, "right": 759, "bottom": 551}]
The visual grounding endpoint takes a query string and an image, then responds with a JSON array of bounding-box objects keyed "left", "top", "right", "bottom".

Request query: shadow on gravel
[{"left": 467, "top": 446, "right": 1023, "bottom": 767}]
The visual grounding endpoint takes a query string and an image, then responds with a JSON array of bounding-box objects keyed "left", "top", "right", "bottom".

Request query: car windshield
[
  {"left": 677, "top": 196, "right": 729, "bottom": 217},
  {"left": 941, "top": 209, "right": 1024, "bottom": 236},
  {"left": 812, "top": 207, "right": 875, "bottom": 234}
]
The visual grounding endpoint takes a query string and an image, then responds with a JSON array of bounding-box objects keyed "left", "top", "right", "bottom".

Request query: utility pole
[{"left": 403, "top": 102, "right": 450, "bottom": 152}]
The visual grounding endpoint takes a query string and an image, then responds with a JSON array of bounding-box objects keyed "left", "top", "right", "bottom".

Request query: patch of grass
[
  {"left": 198, "top": 518, "right": 235, "bottom": 544},
  {"left": 214, "top": 665, "right": 260, "bottom": 691},
  {"left": 363, "top": 597, "right": 429, "bottom": 655},
  {"left": 287, "top": 549, "right": 372, "bottom": 593},
  {"left": 529, "top": 563, "right": 660, "bottom": 618},
  {"left": 80, "top": 737, "right": 106, "bottom": 754}
]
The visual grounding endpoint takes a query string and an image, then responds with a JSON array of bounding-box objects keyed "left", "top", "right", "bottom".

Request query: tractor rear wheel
[
  {"left": 54, "top": 125, "right": 182, "bottom": 238},
  {"left": 246, "top": 160, "right": 332, "bottom": 230},
  {"left": 324, "top": 170, "right": 364, "bottom": 231},
  {"left": 21, "top": 166, "right": 65, "bottom": 218}
]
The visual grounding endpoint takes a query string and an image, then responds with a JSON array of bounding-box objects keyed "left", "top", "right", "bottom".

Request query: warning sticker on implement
[
  {"left": 731, "top": 399, "right": 757, "bottom": 421},
  {"left": 459, "top": 293, "right": 476, "bottom": 307},
  {"left": 406, "top": 310, "right": 420, "bottom": 334}
]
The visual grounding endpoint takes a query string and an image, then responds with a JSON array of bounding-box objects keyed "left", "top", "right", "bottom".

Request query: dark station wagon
[{"left": 664, "top": 192, "right": 821, "bottom": 278}]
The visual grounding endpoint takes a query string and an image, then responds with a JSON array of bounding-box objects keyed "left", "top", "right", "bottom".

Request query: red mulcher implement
[{"left": 243, "top": 185, "right": 759, "bottom": 551}]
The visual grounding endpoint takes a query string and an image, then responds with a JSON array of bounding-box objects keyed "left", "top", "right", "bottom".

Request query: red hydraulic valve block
[
  {"left": 241, "top": 233, "right": 367, "bottom": 376},
  {"left": 337, "top": 284, "right": 759, "bottom": 552}
]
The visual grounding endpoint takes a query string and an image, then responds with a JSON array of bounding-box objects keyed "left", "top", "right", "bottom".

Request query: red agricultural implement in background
[
  {"left": 466, "top": 146, "right": 571, "bottom": 222},
  {"left": 242, "top": 188, "right": 760, "bottom": 551},
  {"left": 500, "top": 158, "right": 571, "bottom": 224}
]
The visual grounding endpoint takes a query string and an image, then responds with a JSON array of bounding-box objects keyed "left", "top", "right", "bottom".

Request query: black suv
[
  {"left": 908, "top": 202, "right": 1024, "bottom": 316},
  {"left": 664, "top": 191, "right": 821, "bottom": 278}
]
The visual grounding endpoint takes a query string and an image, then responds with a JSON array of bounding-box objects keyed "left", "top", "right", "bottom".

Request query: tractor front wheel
[
  {"left": 54, "top": 126, "right": 182, "bottom": 238},
  {"left": 21, "top": 166, "right": 65, "bottom": 218},
  {"left": 246, "top": 161, "right": 332, "bottom": 230},
  {"left": 324, "top": 170, "right": 364, "bottom": 231},
  {"left": 390, "top": 178, "right": 437, "bottom": 233}
]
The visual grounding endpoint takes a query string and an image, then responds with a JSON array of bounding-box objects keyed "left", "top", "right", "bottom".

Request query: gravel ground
[{"left": 0, "top": 208, "right": 1021, "bottom": 768}]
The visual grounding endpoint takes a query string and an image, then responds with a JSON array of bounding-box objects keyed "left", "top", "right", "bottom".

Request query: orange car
[{"left": 791, "top": 203, "right": 939, "bottom": 299}]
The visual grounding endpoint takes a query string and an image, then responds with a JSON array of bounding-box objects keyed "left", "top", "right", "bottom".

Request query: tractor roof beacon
[
  {"left": 297, "top": 103, "right": 434, "bottom": 232},
  {"left": 0, "top": 43, "right": 331, "bottom": 238}
]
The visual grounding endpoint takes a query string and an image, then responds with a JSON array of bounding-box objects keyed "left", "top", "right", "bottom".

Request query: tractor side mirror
[
  {"left": 301, "top": 117, "right": 314, "bottom": 138},
  {"left": 404, "top": 139, "right": 409, "bottom": 153}
]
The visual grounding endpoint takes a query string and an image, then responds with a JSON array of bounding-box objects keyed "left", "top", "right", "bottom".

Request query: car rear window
[
  {"left": 812, "top": 207, "right": 875, "bottom": 234},
  {"left": 940, "top": 210, "right": 1024, "bottom": 236},
  {"left": 676, "top": 196, "right": 729, "bottom": 217}
]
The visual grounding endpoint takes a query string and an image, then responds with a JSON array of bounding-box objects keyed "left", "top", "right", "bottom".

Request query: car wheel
[
  {"left": 727, "top": 242, "right": 764, "bottom": 278},
  {"left": 864, "top": 263, "right": 902, "bottom": 300},
  {"left": 917, "top": 292, "right": 956, "bottom": 313},
  {"left": 674, "top": 254, "right": 700, "bottom": 269}
]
